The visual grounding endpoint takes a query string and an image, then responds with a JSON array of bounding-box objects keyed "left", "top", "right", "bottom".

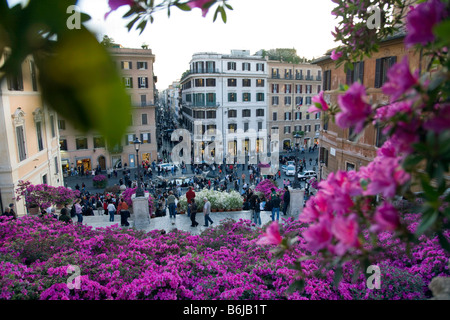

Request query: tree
[{"left": 100, "top": 35, "right": 116, "bottom": 47}]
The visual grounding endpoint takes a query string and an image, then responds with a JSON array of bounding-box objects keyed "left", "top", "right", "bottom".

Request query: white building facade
[{"left": 179, "top": 50, "right": 269, "bottom": 164}]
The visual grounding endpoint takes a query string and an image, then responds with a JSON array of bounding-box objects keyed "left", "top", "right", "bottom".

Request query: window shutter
[
  {"left": 358, "top": 61, "right": 364, "bottom": 84},
  {"left": 374, "top": 58, "right": 381, "bottom": 88},
  {"left": 389, "top": 56, "right": 397, "bottom": 68},
  {"left": 346, "top": 68, "right": 352, "bottom": 85},
  {"left": 129, "top": 61, "right": 132, "bottom": 69}
]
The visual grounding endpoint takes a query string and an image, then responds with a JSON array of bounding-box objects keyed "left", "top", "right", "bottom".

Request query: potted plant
[
  {"left": 15, "top": 180, "right": 56, "bottom": 214},
  {"left": 93, "top": 174, "right": 108, "bottom": 189}
]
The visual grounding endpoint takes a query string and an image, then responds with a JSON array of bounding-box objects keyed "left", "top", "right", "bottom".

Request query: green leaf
[
  {"left": 437, "top": 232, "right": 450, "bottom": 252},
  {"left": 175, "top": 3, "right": 191, "bottom": 11},
  {"left": 219, "top": 6, "right": 227, "bottom": 23},
  {"left": 333, "top": 265, "right": 343, "bottom": 288},
  {"left": 415, "top": 209, "right": 439, "bottom": 236},
  {"left": 34, "top": 27, "right": 131, "bottom": 147}
]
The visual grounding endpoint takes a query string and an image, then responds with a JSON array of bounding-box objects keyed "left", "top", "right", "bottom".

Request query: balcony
[
  {"left": 305, "top": 76, "right": 314, "bottom": 81},
  {"left": 316, "top": 76, "right": 322, "bottom": 81},
  {"left": 295, "top": 75, "right": 304, "bottom": 80}
]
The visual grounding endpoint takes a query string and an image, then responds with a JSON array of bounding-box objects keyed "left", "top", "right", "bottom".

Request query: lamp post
[
  {"left": 133, "top": 137, "right": 144, "bottom": 197},
  {"left": 292, "top": 132, "right": 302, "bottom": 189}
]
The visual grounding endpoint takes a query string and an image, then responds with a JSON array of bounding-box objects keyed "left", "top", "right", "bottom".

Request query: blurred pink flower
[
  {"left": 332, "top": 214, "right": 360, "bottom": 256},
  {"left": 423, "top": 104, "right": 450, "bottom": 133},
  {"left": 405, "top": 0, "right": 445, "bottom": 48},
  {"left": 105, "top": 0, "right": 134, "bottom": 19},
  {"left": 303, "top": 217, "right": 333, "bottom": 252},
  {"left": 188, "top": 0, "right": 213, "bottom": 17},
  {"left": 308, "top": 91, "right": 329, "bottom": 114},
  {"left": 257, "top": 221, "right": 282, "bottom": 246},
  {"left": 336, "top": 82, "right": 372, "bottom": 133},
  {"left": 331, "top": 50, "right": 343, "bottom": 60},
  {"left": 371, "top": 202, "right": 400, "bottom": 233},
  {"left": 382, "top": 57, "right": 418, "bottom": 102}
]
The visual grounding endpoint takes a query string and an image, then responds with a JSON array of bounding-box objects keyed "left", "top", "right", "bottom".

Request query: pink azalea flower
[
  {"left": 257, "top": 221, "right": 282, "bottom": 246},
  {"left": 336, "top": 82, "right": 372, "bottom": 133},
  {"left": 188, "top": 0, "right": 213, "bottom": 17},
  {"left": 105, "top": 0, "right": 135, "bottom": 19},
  {"left": 303, "top": 216, "right": 333, "bottom": 252},
  {"left": 331, "top": 50, "right": 343, "bottom": 61},
  {"left": 423, "top": 103, "right": 450, "bottom": 133},
  {"left": 308, "top": 91, "right": 329, "bottom": 114},
  {"left": 331, "top": 214, "right": 360, "bottom": 256},
  {"left": 370, "top": 202, "right": 400, "bottom": 233},
  {"left": 382, "top": 57, "right": 418, "bottom": 102},
  {"left": 405, "top": 0, "right": 445, "bottom": 48}
]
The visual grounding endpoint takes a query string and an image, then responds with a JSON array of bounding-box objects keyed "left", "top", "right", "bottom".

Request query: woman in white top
[{"left": 107, "top": 201, "right": 116, "bottom": 222}]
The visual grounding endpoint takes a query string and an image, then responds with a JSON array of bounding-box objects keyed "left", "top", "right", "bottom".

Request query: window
[
  {"left": 272, "top": 84, "right": 279, "bottom": 93},
  {"left": 305, "top": 96, "right": 312, "bottom": 105},
  {"left": 284, "top": 112, "right": 291, "bottom": 120},
  {"left": 323, "top": 70, "right": 331, "bottom": 91},
  {"left": 244, "top": 122, "right": 249, "bottom": 132},
  {"left": 141, "top": 95, "right": 147, "bottom": 106},
  {"left": 256, "top": 63, "right": 265, "bottom": 71},
  {"left": 242, "top": 92, "right": 251, "bottom": 102},
  {"left": 258, "top": 122, "right": 263, "bottom": 131},
  {"left": 228, "top": 92, "right": 237, "bottom": 102},
  {"left": 256, "top": 92, "right": 265, "bottom": 102},
  {"left": 256, "top": 79, "right": 265, "bottom": 87},
  {"left": 272, "top": 112, "right": 278, "bottom": 121},
  {"left": 285, "top": 84, "right": 291, "bottom": 93},
  {"left": 121, "top": 61, "right": 132, "bottom": 69},
  {"left": 375, "top": 56, "right": 397, "bottom": 88},
  {"left": 206, "top": 110, "right": 216, "bottom": 119},
  {"left": 306, "top": 113, "right": 310, "bottom": 120},
  {"left": 296, "top": 96, "right": 303, "bottom": 106},
  {"left": 227, "top": 62, "right": 236, "bottom": 70},
  {"left": 294, "top": 125, "right": 302, "bottom": 132},
  {"left": 206, "top": 78, "right": 216, "bottom": 87},
  {"left": 228, "top": 78, "right": 237, "bottom": 87},
  {"left": 296, "top": 69, "right": 303, "bottom": 80},
  {"left": 285, "top": 69, "right": 292, "bottom": 79},
  {"left": 138, "top": 77, "right": 148, "bottom": 88},
  {"left": 346, "top": 61, "right": 365, "bottom": 85},
  {"left": 256, "top": 109, "right": 265, "bottom": 117},
  {"left": 42, "top": 174, "right": 47, "bottom": 185},
  {"left": 317, "top": 85, "right": 321, "bottom": 93},
  {"left": 228, "top": 123, "right": 237, "bottom": 132},
  {"left": 228, "top": 109, "right": 237, "bottom": 118},
  {"left": 59, "top": 139, "right": 68, "bottom": 151},
  {"left": 76, "top": 137, "right": 88, "bottom": 150},
  {"left": 16, "top": 125, "right": 27, "bottom": 161},
  {"left": 242, "top": 79, "right": 251, "bottom": 87},
  {"left": 305, "top": 125, "right": 311, "bottom": 132},
  {"left": 296, "top": 84, "right": 302, "bottom": 93},
  {"left": 242, "top": 62, "right": 251, "bottom": 71},
  {"left": 58, "top": 120, "right": 66, "bottom": 130},
  {"left": 54, "top": 157, "right": 59, "bottom": 174},
  {"left": 137, "top": 61, "right": 147, "bottom": 70},
  {"left": 7, "top": 69, "right": 23, "bottom": 91},
  {"left": 123, "top": 77, "right": 133, "bottom": 88},
  {"left": 30, "top": 60, "right": 38, "bottom": 91},
  {"left": 93, "top": 136, "right": 106, "bottom": 148},
  {"left": 50, "top": 115, "right": 55, "bottom": 138},
  {"left": 375, "top": 123, "right": 388, "bottom": 147},
  {"left": 295, "top": 112, "right": 302, "bottom": 120},
  {"left": 272, "top": 96, "right": 279, "bottom": 105},
  {"left": 142, "top": 113, "right": 148, "bottom": 125},
  {"left": 272, "top": 68, "right": 280, "bottom": 78},
  {"left": 206, "top": 93, "right": 216, "bottom": 106},
  {"left": 284, "top": 96, "right": 292, "bottom": 105},
  {"left": 195, "top": 78, "right": 205, "bottom": 87},
  {"left": 194, "top": 111, "right": 205, "bottom": 119},
  {"left": 315, "top": 124, "right": 321, "bottom": 132},
  {"left": 242, "top": 109, "right": 251, "bottom": 117},
  {"left": 193, "top": 93, "right": 205, "bottom": 106},
  {"left": 140, "top": 133, "right": 151, "bottom": 144},
  {"left": 206, "top": 61, "right": 215, "bottom": 72},
  {"left": 36, "top": 121, "right": 44, "bottom": 151},
  {"left": 315, "top": 112, "right": 321, "bottom": 119},
  {"left": 284, "top": 126, "right": 291, "bottom": 134},
  {"left": 306, "top": 85, "right": 312, "bottom": 94},
  {"left": 346, "top": 162, "right": 356, "bottom": 171}
]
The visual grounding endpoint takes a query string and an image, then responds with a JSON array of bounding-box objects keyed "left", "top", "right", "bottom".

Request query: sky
[
  {"left": 77, "top": 0, "right": 339, "bottom": 91},
  {"left": 8, "top": 0, "right": 339, "bottom": 91}
]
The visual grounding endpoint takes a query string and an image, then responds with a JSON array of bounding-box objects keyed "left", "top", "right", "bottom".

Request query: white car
[
  {"left": 281, "top": 161, "right": 296, "bottom": 172},
  {"left": 298, "top": 170, "right": 317, "bottom": 181},
  {"left": 285, "top": 165, "right": 296, "bottom": 176}
]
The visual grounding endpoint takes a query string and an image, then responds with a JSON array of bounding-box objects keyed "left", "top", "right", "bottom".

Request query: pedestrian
[
  {"left": 186, "top": 186, "right": 195, "bottom": 217},
  {"left": 167, "top": 191, "right": 177, "bottom": 219},
  {"left": 118, "top": 199, "right": 130, "bottom": 227},
  {"left": 282, "top": 186, "right": 290, "bottom": 216},
  {"left": 59, "top": 206, "right": 73, "bottom": 224},
  {"left": 2, "top": 207, "right": 14, "bottom": 218},
  {"left": 270, "top": 188, "right": 281, "bottom": 221},
  {"left": 74, "top": 199, "right": 83, "bottom": 224},
  {"left": 253, "top": 195, "right": 261, "bottom": 226},
  {"left": 107, "top": 200, "right": 116, "bottom": 222},
  {"left": 189, "top": 199, "right": 198, "bottom": 227},
  {"left": 8, "top": 203, "right": 17, "bottom": 219},
  {"left": 203, "top": 197, "right": 213, "bottom": 227}
]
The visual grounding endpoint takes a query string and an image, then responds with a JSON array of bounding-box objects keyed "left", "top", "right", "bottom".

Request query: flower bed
[
  {"left": 178, "top": 189, "right": 243, "bottom": 212},
  {"left": 0, "top": 213, "right": 447, "bottom": 300},
  {"left": 92, "top": 175, "right": 108, "bottom": 189}
]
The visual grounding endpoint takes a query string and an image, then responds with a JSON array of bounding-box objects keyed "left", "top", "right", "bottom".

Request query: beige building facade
[
  {"left": 58, "top": 47, "right": 158, "bottom": 175},
  {"left": 0, "top": 53, "right": 64, "bottom": 215},
  {"left": 266, "top": 61, "right": 322, "bottom": 151}
]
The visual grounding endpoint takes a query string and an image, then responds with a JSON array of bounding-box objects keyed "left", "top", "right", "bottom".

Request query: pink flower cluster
[{"left": 0, "top": 215, "right": 447, "bottom": 300}]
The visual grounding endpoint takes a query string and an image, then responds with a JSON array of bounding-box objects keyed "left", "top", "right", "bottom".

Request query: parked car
[
  {"left": 286, "top": 165, "right": 296, "bottom": 176},
  {"left": 157, "top": 163, "right": 176, "bottom": 171},
  {"left": 281, "top": 160, "right": 295, "bottom": 172},
  {"left": 298, "top": 170, "right": 317, "bottom": 181}
]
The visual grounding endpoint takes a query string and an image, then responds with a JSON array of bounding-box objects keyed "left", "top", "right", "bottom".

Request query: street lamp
[
  {"left": 292, "top": 132, "right": 302, "bottom": 189},
  {"left": 133, "top": 137, "right": 144, "bottom": 197}
]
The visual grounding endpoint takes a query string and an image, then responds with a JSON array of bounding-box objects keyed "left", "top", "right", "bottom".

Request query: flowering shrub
[
  {"left": 92, "top": 175, "right": 108, "bottom": 189},
  {"left": 121, "top": 188, "right": 154, "bottom": 215},
  {"left": 178, "top": 189, "right": 243, "bottom": 211},
  {"left": 15, "top": 180, "right": 79, "bottom": 209},
  {"left": 254, "top": 179, "right": 284, "bottom": 201},
  {"left": 0, "top": 214, "right": 447, "bottom": 300}
]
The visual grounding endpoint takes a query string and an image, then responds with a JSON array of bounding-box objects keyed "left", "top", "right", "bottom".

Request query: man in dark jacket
[
  {"left": 270, "top": 188, "right": 281, "bottom": 221},
  {"left": 282, "top": 186, "right": 290, "bottom": 216}
]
